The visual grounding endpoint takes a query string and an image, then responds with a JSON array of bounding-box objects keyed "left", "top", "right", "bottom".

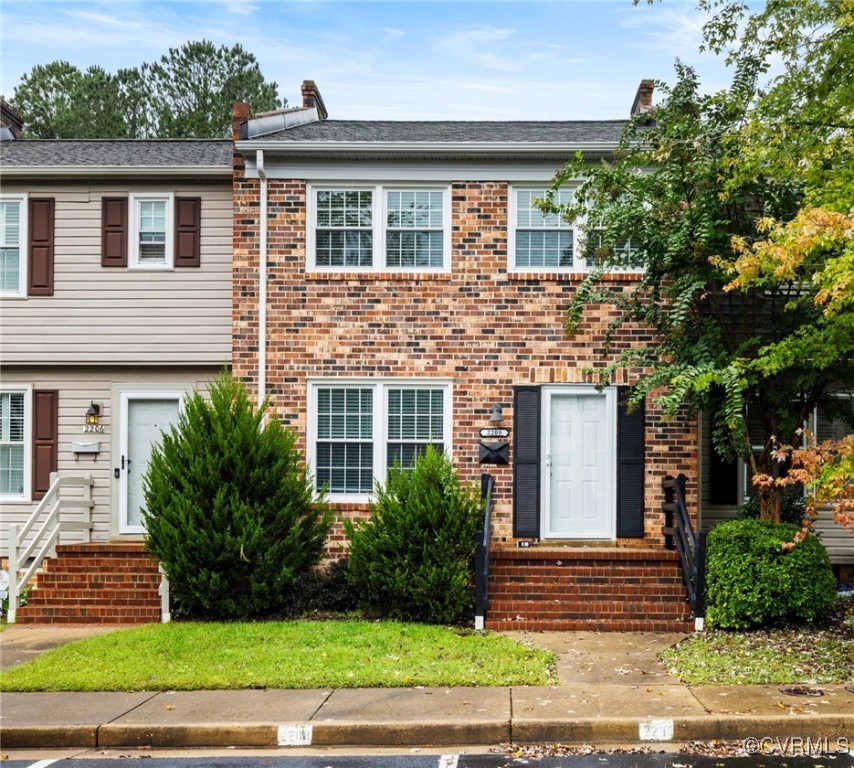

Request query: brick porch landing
[
  {"left": 14, "top": 543, "right": 161, "bottom": 625},
  {"left": 485, "top": 546, "right": 694, "bottom": 632}
]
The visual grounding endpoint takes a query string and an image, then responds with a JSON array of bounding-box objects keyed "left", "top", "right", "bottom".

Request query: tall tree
[
  {"left": 12, "top": 62, "right": 131, "bottom": 139},
  {"left": 141, "top": 40, "right": 282, "bottom": 138},
  {"left": 9, "top": 40, "right": 283, "bottom": 139},
  {"left": 549, "top": 0, "right": 854, "bottom": 521}
]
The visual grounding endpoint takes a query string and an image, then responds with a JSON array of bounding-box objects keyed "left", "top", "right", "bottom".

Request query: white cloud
[{"left": 382, "top": 26, "right": 405, "bottom": 42}]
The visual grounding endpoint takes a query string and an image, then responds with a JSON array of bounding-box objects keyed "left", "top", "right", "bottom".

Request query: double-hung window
[
  {"left": 131, "top": 194, "right": 173, "bottom": 269},
  {"left": 584, "top": 228, "right": 644, "bottom": 270},
  {"left": 0, "top": 196, "right": 26, "bottom": 297},
  {"left": 511, "top": 188, "right": 575, "bottom": 269},
  {"left": 0, "top": 387, "right": 31, "bottom": 501},
  {"left": 309, "top": 380, "right": 452, "bottom": 498},
  {"left": 309, "top": 186, "right": 450, "bottom": 271}
]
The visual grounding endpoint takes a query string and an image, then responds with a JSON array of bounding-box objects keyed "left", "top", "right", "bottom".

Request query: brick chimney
[
  {"left": 631, "top": 80, "right": 655, "bottom": 117},
  {"left": 232, "top": 102, "right": 253, "bottom": 141},
  {"left": 301, "top": 80, "right": 328, "bottom": 121},
  {"left": 0, "top": 99, "right": 24, "bottom": 140}
]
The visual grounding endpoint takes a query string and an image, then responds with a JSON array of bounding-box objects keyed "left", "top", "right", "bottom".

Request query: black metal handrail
[
  {"left": 663, "top": 473, "right": 707, "bottom": 620},
  {"left": 474, "top": 472, "right": 495, "bottom": 630}
]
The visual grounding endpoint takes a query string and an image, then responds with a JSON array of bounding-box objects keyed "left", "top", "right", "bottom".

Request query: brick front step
[
  {"left": 13, "top": 542, "right": 162, "bottom": 625},
  {"left": 484, "top": 546, "right": 694, "bottom": 632}
]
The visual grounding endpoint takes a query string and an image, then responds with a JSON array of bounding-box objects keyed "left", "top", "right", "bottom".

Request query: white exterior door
[
  {"left": 119, "top": 393, "right": 181, "bottom": 534},
  {"left": 543, "top": 387, "right": 615, "bottom": 539}
]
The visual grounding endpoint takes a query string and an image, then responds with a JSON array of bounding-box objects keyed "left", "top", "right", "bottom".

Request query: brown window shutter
[
  {"left": 101, "top": 197, "right": 128, "bottom": 267},
  {"left": 28, "top": 198, "right": 55, "bottom": 296},
  {"left": 174, "top": 197, "right": 201, "bottom": 267},
  {"left": 32, "top": 390, "right": 58, "bottom": 501}
]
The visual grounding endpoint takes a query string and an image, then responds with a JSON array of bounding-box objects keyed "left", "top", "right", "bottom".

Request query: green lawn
[
  {"left": 0, "top": 621, "right": 555, "bottom": 692},
  {"left": 659, "top": 605, "right": 854, "bottom": 685}
]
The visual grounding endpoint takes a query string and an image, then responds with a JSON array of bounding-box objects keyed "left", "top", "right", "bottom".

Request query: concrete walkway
[{"left": 1, "top": 624, "right": 852, "bottom": 750}]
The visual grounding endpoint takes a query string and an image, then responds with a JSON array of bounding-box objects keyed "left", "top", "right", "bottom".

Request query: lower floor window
[
  {"left": 0, "top": 389, "right": 28, "bottom": 498},
  {"left": 310, "top": 380, "right": 451, "bottom": 497}
]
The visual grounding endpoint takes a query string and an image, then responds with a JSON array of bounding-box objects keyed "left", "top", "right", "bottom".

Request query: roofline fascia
[
  {"left": 235, "top": 140, "right": 620, "bottom": 156},
  {"left": 0, "top": 165, "right": 232, "bottom": 179}
]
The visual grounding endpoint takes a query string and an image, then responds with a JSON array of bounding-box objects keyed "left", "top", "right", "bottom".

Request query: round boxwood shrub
[
  {"left": 705, "top": 518, "right": 837, "bottom": 630},
  {"left": 143, "top": 373, "right": 331, "bottom": 619},
  {"left": 344, "top": 446, "right": 482, "bottom": 625}
]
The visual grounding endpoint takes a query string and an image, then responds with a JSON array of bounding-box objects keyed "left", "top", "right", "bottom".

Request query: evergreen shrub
[
  {"left": 344, "top": 446, "right": 482, "bottom": 625},
  {"left": 705, "top": 518, "right": 837, "bottom": 630},
  {"left": 143, "top": 373, "right": 331, "bottom": 619}
]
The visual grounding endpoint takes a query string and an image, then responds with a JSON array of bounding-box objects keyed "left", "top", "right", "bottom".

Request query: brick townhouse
[{"left": 231, "top": 82, "right": 707, "bottom": 630}]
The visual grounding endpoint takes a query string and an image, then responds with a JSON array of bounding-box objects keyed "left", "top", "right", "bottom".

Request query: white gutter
[
  {"left": 236, "top": 140, "right": 620, "bottom": 156},
  {"left": 257, "top": 149, "right": 267, "bottom": 410},
  {"left": 0, "top": 166, "right": 231, "bottom": 178}
]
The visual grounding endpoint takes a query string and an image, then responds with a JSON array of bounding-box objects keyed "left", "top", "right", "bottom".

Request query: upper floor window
[
  {"left": 511, "top": 188, "right": 575, "bottom": 269},
  {"left": 510, "top": 187, "right": 644, "bottom": 272},
  {"left": 130, "top": 194, "right": 174, "bottom": 269},
  {"left": 308, "top": 380, "right": 452, "bottom": 499},
  {"left": 0, "top": 387, "right": 31, "bottom": 501},
  {"left": 309, "top": 186, "right": 450, "bottom": 272},
  {"left": 0, "top": 196, "right": 26, "bottom": 297}
]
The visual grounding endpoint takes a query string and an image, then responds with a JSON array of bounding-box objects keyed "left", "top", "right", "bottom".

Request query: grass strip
[
  {"left": 0, "top": 620, "right": 555, "bottom": 691},
  {"left": 659, "top": 629, "right": 854, "bottom": 685}
]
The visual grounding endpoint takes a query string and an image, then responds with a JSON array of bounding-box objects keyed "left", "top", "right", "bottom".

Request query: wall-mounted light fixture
[
  {"left": 85, "top": 402, "right": 101, "bottom": 425},
  {"left": 489, "top": 404, "right": 504, "bottom": 423}
]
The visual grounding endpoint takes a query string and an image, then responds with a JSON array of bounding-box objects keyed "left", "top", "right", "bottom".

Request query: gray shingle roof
[
  {"left": 249, "top": 120, "right": 628, "bottom": 144},
  {"left": 0, "top": 139, "right": 232, "bottom": 168}
]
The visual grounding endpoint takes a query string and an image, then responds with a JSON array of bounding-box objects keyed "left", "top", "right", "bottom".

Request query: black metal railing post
[
  {"left": 662, "top": 473, "right": 705, "bottom": 626},
  {"left": 475, "top": 472, "right": 495, "bottom": 630}
]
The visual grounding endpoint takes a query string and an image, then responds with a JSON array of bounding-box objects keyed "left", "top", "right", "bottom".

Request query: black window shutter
[
  {"left": 616, "top": 387, "right": 645, "bottom": 537},
  {"left": 32, "top": 389, "right": 58, "bottom": 501},
  {"left": 174, "top": 197, "right": 201, "bottom": 267},
  {"left": 28, "top": 198, "right": 55, "bottom": 296},
  {"left": 513, "top": 385, "right": 541, "bottom": 538}
]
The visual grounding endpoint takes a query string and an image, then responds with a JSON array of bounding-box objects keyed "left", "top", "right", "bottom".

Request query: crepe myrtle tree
[{"left": 546, "top": 53, "right": 853, "bottom": 522}]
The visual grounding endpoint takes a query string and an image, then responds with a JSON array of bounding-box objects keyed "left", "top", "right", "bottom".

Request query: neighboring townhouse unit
[
  {"left": 231, "top": 82, "right": 706, "bottom": 631},
  {"left": 0, "top": 131, "right": 233, "bottom": 622}
]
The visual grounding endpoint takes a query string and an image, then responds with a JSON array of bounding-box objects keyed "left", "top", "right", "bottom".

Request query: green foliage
[
  {"left": 297, "top": 559, "right": 359, "bottom": 615},
  {"left": 11, "top": 40, "right": 283, "bottom": 138},
  {"left": 705, "top": 518, "right": 837, "bottom": 629},
  {"left": 140, "top": 41, "right": 282, "bottom": 139},
  {"left": 549, "top": 3, "right": 854, "bottom": 520},
  {"left": 344, "top": 446, "right": 482, "bottom": 625},
  {"left": 143, "top": 372, "right": 331, "bottom": 619}
]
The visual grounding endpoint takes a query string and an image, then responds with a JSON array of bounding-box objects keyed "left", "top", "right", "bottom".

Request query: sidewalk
[{"left": 1, "top": 625, "right": 852, "bottom": 750}]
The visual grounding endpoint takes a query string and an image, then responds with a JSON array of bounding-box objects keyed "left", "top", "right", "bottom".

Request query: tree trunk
[{"left": 758, "top": 484, "right": 783, "bottom": 523}]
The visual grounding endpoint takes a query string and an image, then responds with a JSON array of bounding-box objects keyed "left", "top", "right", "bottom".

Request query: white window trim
[
  {"left": 307, "top": 184, "right": 451, "bottom": 273},
  {"left": 508, "top": 186, "right": 644, "bottom": 274},
  {"left": 130, "top": 193, "right": 174, "bottom": 270},
  {"left": 0, "top": 384, "right": 32, "bottom": 504},
  {"left": 307, "top": 378, "right": 454, "bottom": 503},
  {"left": 0, "top": 194, "right": 28, "bottom": 298}
]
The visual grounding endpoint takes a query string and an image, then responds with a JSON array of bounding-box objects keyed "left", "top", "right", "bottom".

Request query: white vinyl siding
[
  {"left": 511, "top": 188, "right": 575, "bottom": 269},
  {"left": 308, "top": 185, "right": 450, "bottom": 272},
  {"left": 0, "top": 387, "right": 31, "bottom": 501},
  {"left": 308, "top": 379, "right": 452, "bottom": 500},
  {"left": 131, "top": 194, "right": 173, "bottom": 269},
  {"left": 0, "top": 183, "right": 231, "bottom": 365},
  {"left": 0, "top": 196, "right": 26, "bottom": 297}
]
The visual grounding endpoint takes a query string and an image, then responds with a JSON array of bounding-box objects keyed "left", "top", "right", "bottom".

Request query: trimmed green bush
[
  {"left": 705, "top": 518, "right": 837, "bottom": 630},
  {"left": 344, "top": 446, "right": 482, "bottom": 625},
  {"left": 143, "top": 373, "right": 331, "bottom": 619}
]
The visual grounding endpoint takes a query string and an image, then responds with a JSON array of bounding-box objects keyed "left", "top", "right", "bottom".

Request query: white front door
[
  {"left": 543, "top": 387, "right": 615, "bottom": 539},
  {"left": 119, "top": 393, "right": 181, "bottom": 534}
]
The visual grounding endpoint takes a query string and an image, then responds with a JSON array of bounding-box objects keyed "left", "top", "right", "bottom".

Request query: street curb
[{"left": 3, "top": 715, "right": 853, "bottom": 749}]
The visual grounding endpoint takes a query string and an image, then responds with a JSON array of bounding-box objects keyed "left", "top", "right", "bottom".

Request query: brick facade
[{"left": 232, "top": 171, "right": 698, "bottom": 555}]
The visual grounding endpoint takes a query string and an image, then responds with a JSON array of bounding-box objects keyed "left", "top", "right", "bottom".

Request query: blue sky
[{"left": 1, "top": 1, "right": 749, "bottom": 120}]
